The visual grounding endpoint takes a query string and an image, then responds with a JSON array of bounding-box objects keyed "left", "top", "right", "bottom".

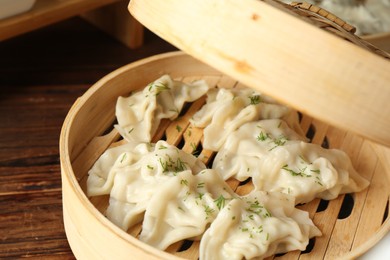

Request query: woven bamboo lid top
[{"left": 129, "top": 0, "right": 390, "bottom": 147}]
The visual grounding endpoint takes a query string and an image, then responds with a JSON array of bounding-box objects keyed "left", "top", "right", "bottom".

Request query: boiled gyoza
[
  {"left": 88, "top": 140, "right": 206, "bottom": 230},
  {"left": 140, "top": 169, "right": 235, "bottom": 250},
  {"left": 251, "top": 141, "right": 369, "bottom": 203},
  {"left": 115, "top": 75, "right": 211, "bottom": 142},
  {"left": 190, "top": 87, "right": 303, "bottom": 151},
  {"left": 87, "top": 141, "right": 152, "bottom": 196},
  {"left": 199, "top": 191, "right": 321, "bottom": 260},
  {"left": 213, "top": 120, "right": 369, "bottom": 204},
  {"left": 213, "top": 119, "right": 307, "bottom": 181}
]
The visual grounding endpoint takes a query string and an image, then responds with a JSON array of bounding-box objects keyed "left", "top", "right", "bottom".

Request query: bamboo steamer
[
  {"left": 61, "top": 0, "right": 390, "bottom": 259},
  {"left": 60, "top": 51, "right": 390, "bottom": 259}
]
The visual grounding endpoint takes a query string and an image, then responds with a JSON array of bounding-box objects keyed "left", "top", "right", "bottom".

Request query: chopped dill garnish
[
  {"left": 148, "top": 81, "right": 170, "bottom": 96},
  {"left": 315, "top": 176, "right": 323, "bottom": 186},
  {"left": 214, "top": 195, "right": 227, "bottom": 210},
  {"left": 157, "top": 155, "right": 187, "bottom": 174},
  {"left": 282, "top": 164, "right": 311, "bottom": 178},
  {"left": 197, "top": 182, "right": 205, "bottom": 189},
  {"left": 311, "top": 169, "right": 321, "bottom": 174},
  {"left": 246, "top": 200, "right": 272, "bottom": 218},
  {"left": 257, "top": 225, "right": 263, "bottom": 233},
  {"left": 190, "top": 142, "right": 197, "bottom": 151},
  {"left": 120, "top": 153, "right": 127, "bottom": 163},
  {"left": 190, "top": 142, "right": 199, "bottom": 156},
  {"left": 203, "top": 205, "right": 215, "bottom": 219},
  {"left": 249, "top": 95, "right": 261, "bottom": 105},
  {"left": 257, "top": 131, "right": 270, "bottom": 141},
  {"left": 174, "top": 158, "right": 187, "bottom": 172},
  {"left": 269, "top": 135, "right": 288, "bottom": 150},
  {"left": 158, "top": 158, "right": 169, "bottom": 172},
  {"left": 273, "top": 135, "right": 287, "bottom": 146}
]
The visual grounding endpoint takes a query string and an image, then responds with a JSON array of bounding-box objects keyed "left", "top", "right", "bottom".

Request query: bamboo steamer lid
[{"left": 129, "top": 0, "right": 390, "bottom": 148}]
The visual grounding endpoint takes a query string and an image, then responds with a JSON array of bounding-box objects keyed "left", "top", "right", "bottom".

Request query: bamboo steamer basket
[
  {"left": 60, "top": 0, "right": 390, "bottom": 259},
  {"left": 60, "top": 52, "right": 390, "bottom": 259}
]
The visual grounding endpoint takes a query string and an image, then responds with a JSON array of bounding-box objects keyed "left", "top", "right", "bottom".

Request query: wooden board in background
[{"left": 0, "top": 0, "right": 143, "bottom": 48}]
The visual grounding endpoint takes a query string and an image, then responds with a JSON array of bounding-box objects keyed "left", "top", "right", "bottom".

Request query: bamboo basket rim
[{"left": 60, "top": 51, "right": 390, "bottom": 259}]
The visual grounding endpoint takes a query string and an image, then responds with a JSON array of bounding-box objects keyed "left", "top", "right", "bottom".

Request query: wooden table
[{"left": 0, "top": 17, "right": 175, "bottom": 258}]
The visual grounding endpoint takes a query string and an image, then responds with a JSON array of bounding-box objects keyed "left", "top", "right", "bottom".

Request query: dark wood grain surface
[{"left": 0, "top": 17, "right": 175, "bottom": 258}]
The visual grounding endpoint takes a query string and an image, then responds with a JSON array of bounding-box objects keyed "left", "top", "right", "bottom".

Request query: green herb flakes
[
  {"left": 249, "top": 95, "right": 261, "bottom": 105},
  {"left": 214, "top": 195, "right": 227, "bottom": 210}
]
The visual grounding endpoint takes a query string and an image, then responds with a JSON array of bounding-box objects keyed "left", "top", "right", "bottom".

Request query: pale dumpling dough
[
  {"left": 199, "top": 191, "right": 322, "bottom": 260},
  {"left": 139, "top": 169, "right": 235, "bottom": 250},
  {"left": 88, "top": 140, "right": 206, "bottom": 230},
  {"left": 213, "top": 119, "right": 307, "bottom": 181},
  {"left": 213, "top": 120, "right": 369, "bottom": 204},
  {"left": 115, "top": 75, "right": 211, "bottom": 142},
  {"left": 190, "top": 87, "right": 304, "bottom": 151},
  {"left": 87, "top": 141, "right": 152, "bottom": 196},
  {"left": 252, "top": 142, "right": 369, "bottom": 204}
]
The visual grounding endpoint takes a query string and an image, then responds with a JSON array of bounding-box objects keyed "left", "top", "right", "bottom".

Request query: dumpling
[
  {"left": 213, "top": 119, "right": 307, "bottom": 181},
  {"left": 213, "top": 120, "right": 369, "bottom": 204},
  {"left": 190, "top": 87, "right": 302, "bottom": 151},
  {"left": 139, "top": 169, "right": 235, "bottom": 250},
  {"left": 115, "top": 75, "right": 211, "bottom": 142},
  {"left": 87, "top": 141, "right": 152, "bottom": 196},
  {"left": 199, "top": 191, "right": 322, "bottom": 260},
  {"left": 88, "top": 140, "right": 206, "bottom": 230},
  {"left": 251, "top": 141, "right": 369, "bottom": 204}
]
